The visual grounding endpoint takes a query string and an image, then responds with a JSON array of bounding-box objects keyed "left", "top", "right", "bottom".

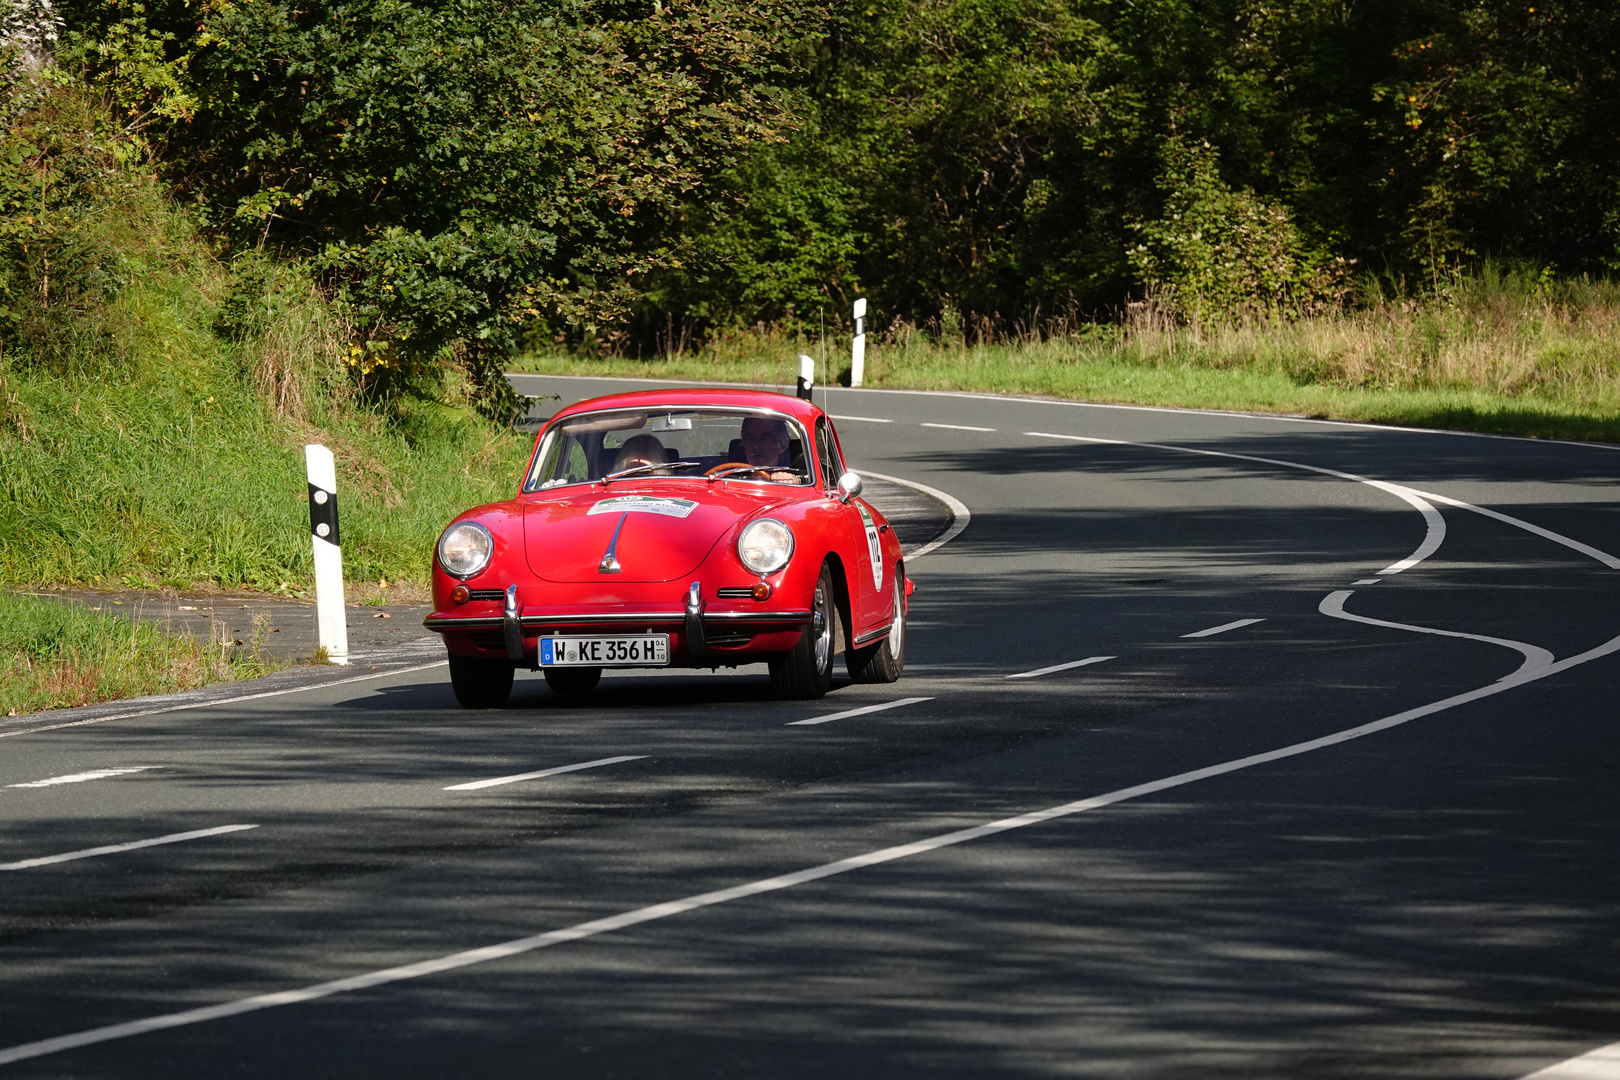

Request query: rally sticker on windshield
[
  {"left": 857, "top": 503, "right": 884, "bottom": 589},
  {"left": 587, "top": 495, "right": 699, "bottom": 519}
]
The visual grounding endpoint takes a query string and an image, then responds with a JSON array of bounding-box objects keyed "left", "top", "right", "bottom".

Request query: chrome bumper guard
[
  {"left": 502, "top": 584, "right": 524, "bottom": 661},
  {"left": 685, "top": 580, "right": 706, "bottom": 658}
]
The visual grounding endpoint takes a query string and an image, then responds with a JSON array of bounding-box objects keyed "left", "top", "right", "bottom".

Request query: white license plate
[{"left": 539, "top": 635, "right": 670, "bottom": 667}]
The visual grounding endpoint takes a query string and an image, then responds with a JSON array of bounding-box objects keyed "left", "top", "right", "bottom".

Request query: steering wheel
[{"left": 705, "top": 462, "right": 770, "bottom": 478}]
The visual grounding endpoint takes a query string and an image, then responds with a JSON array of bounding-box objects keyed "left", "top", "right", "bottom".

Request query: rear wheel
[
  {"left": 847, "top": 568, "right": 906, "bottom": 683},
  {"left": 770, "top": 564, "right": 835, "bottom": 699},
  {"left": 543, "top": 666, "right": 603, "bottom": 695},
  {"left": 448, "top": 655, "right": 515, "bottom": 709}
]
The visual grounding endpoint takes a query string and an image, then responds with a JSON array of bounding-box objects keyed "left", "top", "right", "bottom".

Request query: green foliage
[
  {"left": 647, "top": 0, "right": 1620, "bottom": 335},
  {"left": 666, "top": 0, "right": 1139, "bottom": 331},
  {"left": 1128, "top": 135, "right": 1347, "bottom": 321},
  {"left": 57, "top": 0, "right": 829, "bottom": 411},
  {"left": 0, "top": 78, "right": 531, "bottom": 593}
]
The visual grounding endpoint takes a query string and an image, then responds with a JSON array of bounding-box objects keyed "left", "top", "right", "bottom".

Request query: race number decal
[
  {"left": 857, "top": 503, "right": 883, "bottom": 589},
  {"left": 587, "top": 495, "right": 698, "bottom": 518}
]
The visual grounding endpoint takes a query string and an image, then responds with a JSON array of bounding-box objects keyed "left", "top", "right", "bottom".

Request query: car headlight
[
  {"left": 737, "top": 517, "right": 794, "bottom": 575},
  {"left": 437, "top": 521, "right": 494, "bottom": 579}
]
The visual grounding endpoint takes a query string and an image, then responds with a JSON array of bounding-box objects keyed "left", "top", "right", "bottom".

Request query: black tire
[
  {"left": 449, "top": 655, "right": 515, "bottom": 709},
  {"left": 770, "top": 563, "right": 836, "bottom": 700},
  {"left": 847, "top": 568, "right": 906, "bottom": 683},
  {"left": 543, "top": 666, "right": 603, "bottom": 694}
]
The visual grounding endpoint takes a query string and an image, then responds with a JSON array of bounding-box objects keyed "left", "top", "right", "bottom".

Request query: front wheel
[
  {"left": 847, "top": 568, "right": 906, "bottom": 683},
  {"left": 543, "top": 666, "right": 602, "bottom": 695},
  {"left": 449, "top": 655, "right": 515, "bottom": 709},
  {"left": 770, "top": 563, "right": 835, "bottom": 699}
]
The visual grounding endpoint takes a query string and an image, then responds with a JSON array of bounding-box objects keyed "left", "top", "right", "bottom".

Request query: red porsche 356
[{"left": 425, "top": 388, "right": 910, "bottom": 706}]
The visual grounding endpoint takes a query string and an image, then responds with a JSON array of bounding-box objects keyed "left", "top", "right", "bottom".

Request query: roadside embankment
[{"left": 511, "top": 284, "right": 1620, "bottom": 444}]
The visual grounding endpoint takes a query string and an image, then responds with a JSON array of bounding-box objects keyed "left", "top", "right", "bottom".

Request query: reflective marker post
[
  {"left": 304, "top": 444, "right": 349, "bottom": 665},
  {"left": 850, "top": 297, "right": 867, "bottom": 388},
  {"left": 797, "top": 353, "right": 816, "bottom": 401}
]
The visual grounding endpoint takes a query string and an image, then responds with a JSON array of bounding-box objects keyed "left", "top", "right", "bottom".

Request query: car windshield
[{"left": 524, "top": 408, "right": 813, "bottom": 492}]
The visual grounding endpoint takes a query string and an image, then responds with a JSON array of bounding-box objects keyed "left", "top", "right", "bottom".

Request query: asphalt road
[{"left": 2, "top": 375, "right": 1619, "bottom": 1079}]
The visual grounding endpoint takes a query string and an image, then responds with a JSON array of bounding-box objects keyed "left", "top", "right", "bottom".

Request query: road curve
[{"left": 1, "top": 375, "right": 1618, "bottom": 1079}]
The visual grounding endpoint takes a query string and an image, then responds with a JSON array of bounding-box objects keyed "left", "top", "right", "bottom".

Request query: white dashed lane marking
[
  {"left": 8, "top": 767, "right": 161, "bottom": 789},
  {"left": 1353, "top": 578, "right": 1383, "bottom": 585},
  {"left": 17, "top": 617, "right": 1620, "bottom": 1066},
  {"left": 0, "top": 825, "right": 259, "bottom": 871},
  {"left": 1181, "top": 619, "right": 1266, "bottom": 639},
  {"left": 445, "top": 756, "right": 648, "bottom": 791},
  {"left": 788, "top": 697, "right": 935, "bottom": 726},
  {"left": 919, "top": 422, "right": 996, "bottom": 433},
  {"left": 1007, "top": 656, "right": 1115, "bottom": 679}
]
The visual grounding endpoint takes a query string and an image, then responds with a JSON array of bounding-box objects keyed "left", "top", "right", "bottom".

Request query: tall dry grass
[
  {"left": 0, "top": 593, "right": 283, "bottom": 716},
  {"left": 515, "top": 269, "right": 1620, "bottom": 441}
]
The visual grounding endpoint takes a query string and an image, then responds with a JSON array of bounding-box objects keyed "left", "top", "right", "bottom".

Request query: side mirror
[{"left": 836, "top": 471, "right": 863, "bottom": 503}]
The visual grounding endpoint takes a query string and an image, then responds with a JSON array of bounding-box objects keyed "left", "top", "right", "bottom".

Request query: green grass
[
  {"left": 0, "top": 591, "right": 284, "bottom": 715},
  {"left": 0, "top": 185, "right": 531, "bottom": 594},
  {"left": 511, "top": 282, "right": 1620, "bottom": 444}
]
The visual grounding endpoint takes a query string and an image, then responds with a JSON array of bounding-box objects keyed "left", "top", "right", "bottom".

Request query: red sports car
[{"left": 425, "top": 388, "right": 911, "bottom": 706}]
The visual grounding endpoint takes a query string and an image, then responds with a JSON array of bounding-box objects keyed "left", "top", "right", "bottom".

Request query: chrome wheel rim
[{"left": 813, "top": 584, "right": 832, "bottom": 674}]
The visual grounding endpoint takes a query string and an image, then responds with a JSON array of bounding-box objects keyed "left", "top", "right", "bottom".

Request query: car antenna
[{"left": 819, "top": 307, "right": 826, "bottom": 407}]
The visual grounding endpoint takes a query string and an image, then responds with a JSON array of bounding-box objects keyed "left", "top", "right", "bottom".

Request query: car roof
[{"left": 550, "top": 387, "right": 827, "bottom": 426}]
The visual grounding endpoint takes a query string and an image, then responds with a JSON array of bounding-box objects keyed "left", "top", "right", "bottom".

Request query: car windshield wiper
[
  {"left": 599, "top": 461, "right": 704, "bottom": 485},
  {"left": 706, "top": 465, "right": 808, "bottom": 483}
]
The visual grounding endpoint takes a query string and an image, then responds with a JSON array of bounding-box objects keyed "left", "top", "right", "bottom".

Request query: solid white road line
[
  {"left": 859, "top": 471, "right": 971, "bottom": 561},
  {"left": 1020, "top": 429, "right": 1620, "bottom": 578},
  {"left": 1521, "top": 1041, "right": 1620, "bottom": 1078},
  {"left": 445, "top": 756, "right": 648, "bottom": 791},
  {"left": 829, "top": 414, "right": 893, "bottom": 423},
  {"left": 1025, "top": 431, "right": 1448, "bottom": 577},
  {"left": 1321, "top": 591, "right": 1554, "bottom": 679},
  {"left": 8, "top": 767, "right": 160, "bottom": 789},
  {"left": 0, "top": 825, "right": 259, "bottom": 871},
  {"left": 12, "top": 622, "right": 1620, "bottom": 1067},
  {"left": 1007, "top": 656, "right": 1115, "bottom": 679},
  {"left": 0, "top": 661, "right": 449, "bottom": 741},
  {"left": 1411, "top": 487, "right": 1620, "bottom": 571},
  {"left": 1182, "top": 619, "right": 1266, "bottom": 639},
  {"left": 787, "top": 697, "right": 935, "bottom": 726},
  {"left": 919, "top": 422, "right": 995, "bottom": 432}
]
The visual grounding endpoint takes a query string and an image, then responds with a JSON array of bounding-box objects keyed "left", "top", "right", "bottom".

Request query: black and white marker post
[
  {"left": 304, "top": 443, "right": 349, "bottom": 665},
  {"left": 796, "top": 353, "right": 816, "bottom": 401},
  {"left": 850, "top": 297, "right": 867, "bottom": 388}
]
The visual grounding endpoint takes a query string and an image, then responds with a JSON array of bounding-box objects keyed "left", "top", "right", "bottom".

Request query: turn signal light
[
  {"left": 451, "top": 585, "right": 470, "bottom": 604},
  {"left": 752, "top": 581, "right": 772, "bottom": 601}
]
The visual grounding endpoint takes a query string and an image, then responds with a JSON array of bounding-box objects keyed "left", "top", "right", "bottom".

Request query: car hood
[{"left": 523, "top": 485, "right": 794, "bottom": 584}]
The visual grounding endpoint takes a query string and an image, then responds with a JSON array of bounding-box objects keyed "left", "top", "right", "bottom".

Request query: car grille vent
[
  {"left": 716, "top": 587, "right": 758, "bottom": 599},
  {"left": 706, "top": 633, "right": 755, "bottom": 649},
  {"left": 472, "top": 633, "right": 507, "bottom": 649},
  {"left": 467, "top": 589, "right": 506, "bottom": 602}
]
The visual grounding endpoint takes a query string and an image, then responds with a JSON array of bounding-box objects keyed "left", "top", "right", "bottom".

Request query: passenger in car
[{"left": 611, "top": 434, "right": 667, "bottom": 474}]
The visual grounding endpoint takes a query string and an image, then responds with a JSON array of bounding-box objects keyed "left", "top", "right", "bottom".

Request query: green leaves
[{"left": 64, "top": 0, "right": 827, "bottom": 409}]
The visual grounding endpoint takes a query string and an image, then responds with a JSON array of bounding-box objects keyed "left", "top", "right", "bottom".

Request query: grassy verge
[
  {"left": 1, "top": 592, "right": 284, "bottom": 716},
  {"left": 0, "top": 178, "right": 531, "bottom": 595},
  {"left": 511, "top": 282, "right": 1620, "bottom": 443}
]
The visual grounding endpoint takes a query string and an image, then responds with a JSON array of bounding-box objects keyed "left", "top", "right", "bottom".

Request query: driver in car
[{"left": 740, "top": 417, "right": 802, "bottom": 482}]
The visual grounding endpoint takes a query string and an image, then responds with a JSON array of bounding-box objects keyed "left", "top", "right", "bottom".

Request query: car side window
[{"left": 815, "top": 418, "right": 841, "bottom": 489}]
